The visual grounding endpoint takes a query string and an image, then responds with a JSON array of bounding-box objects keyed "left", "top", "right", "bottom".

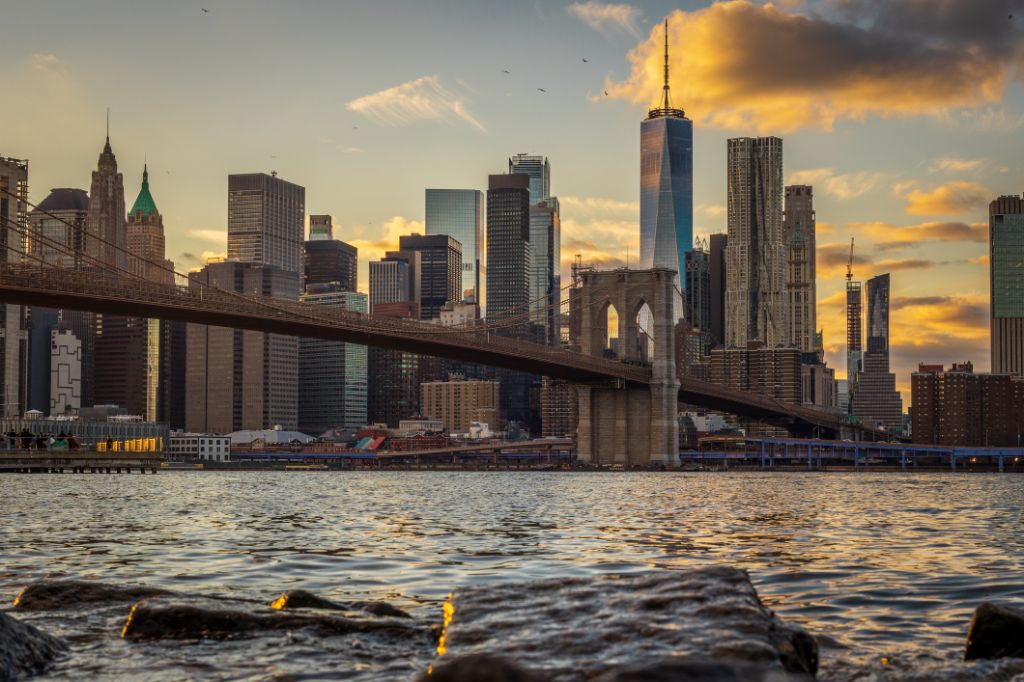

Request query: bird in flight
[
  {"left": 201, "top": 7, "right": 209, "bottom": 12},
  {"left": 604, "top": 90, "right": 609, "bottom": 96},
  {"left": 537, "top": 88, "right": 546, "bottom": 93},
  {"left": 353, "top": 126, "right": 359, "bottom": 130},
  {"left": 502, "top": 69, "right": 511, "bottom": 74},
  {"left": 582, "top": 58, "right": 588, "bottom": 63}
]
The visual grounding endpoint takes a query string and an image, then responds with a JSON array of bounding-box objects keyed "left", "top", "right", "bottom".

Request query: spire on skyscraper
[
  {"left": 648, "top": 19, "right": 684, "bottom": 120},
  {"left": 129, "top": 164, "right": 158, "bottom": 217}
]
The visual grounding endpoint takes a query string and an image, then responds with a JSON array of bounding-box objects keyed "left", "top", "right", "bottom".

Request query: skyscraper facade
[
  {"left": 507, "top": 154, "right": 550, "bottom": 203},
  {"left": 227, "top": 172, "right": 305, "bottom": 277},
  {"left": 990, "top": 194, "right": 1024, "bottom": 376},
  {"left": 298, "top": 286, "right": 368, "bottom": 434},
  {"left": 486, "top": 174, "right": 531, "bottom": 331},
  {"left": 640, "top": 22, "right": 693, "bottom": 322},
  {"left": 725, "top": 136, "right": 784, "bottom": 348},
  {"left": 367, "top": 271, "right": 421, "bottom": 427},
  {"left": 708, "top": 233, "right": 727, "bottom": 348},
  {"left": 0, "top": 156, "right": 28, "bottom": 418},
  {"left": 529, "top": 198, "right": 560, "bottom": 344},
  {"left": 849, "top": 273, "right": 903, "bottom": 431},
  {"left": 684, "top": 246, "right": 712, "bottom": 355},
  {"left": 784, "top": 185, "right": 816, "bottom": 353},
  {"left": 426, "top": 189, "right": 484, "bottom": 304},
  {"left": 304, "top": 215, "right": 357, "bottom": 292},
  {"left": 86, "top": 137, "right": 126, "bottom": 271},
  {"left": 369, "top": 251, "right": 420, "bottom": 312},
  {"left": 398, "top": 234, "right": 462, "bottom": 321}
]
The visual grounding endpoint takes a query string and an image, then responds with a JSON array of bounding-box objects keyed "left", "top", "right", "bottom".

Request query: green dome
[{"left": 129, "top": 165, "right": 159, "bottom": 217}]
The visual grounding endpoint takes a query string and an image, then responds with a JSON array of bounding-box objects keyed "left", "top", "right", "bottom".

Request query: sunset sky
[{"left": 3, "top": 0, "right": 1023, "bottom": 399}]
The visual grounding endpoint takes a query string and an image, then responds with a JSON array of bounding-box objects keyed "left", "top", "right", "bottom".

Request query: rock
[
  {"left": 121, "top": 602, "right": 427, "bottom": 642},
  {"left": 12, "top": 580, "right": 170, "bottom": 611},
  {"left": 964, "top": 601, "right": 1024, "bottom": 660},
  {"left": 592, "top": 658, "right": 811, "bottom": 681},
  {"left": 269, "top": 589, "right": 411, "bottom": 619},
  {"left": 0, "top": 611, "right": 67, "bottom": 681},
  {"left": 429, "top": 566, "right": 818, "bottom": 681},
  {"left": 418, "top": 653, "right": 549, "bottom": 682}
]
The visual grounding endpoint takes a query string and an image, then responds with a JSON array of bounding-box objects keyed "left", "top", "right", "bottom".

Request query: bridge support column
[{"left": 576, "top": 383, "right": 677, "bottom": 466}]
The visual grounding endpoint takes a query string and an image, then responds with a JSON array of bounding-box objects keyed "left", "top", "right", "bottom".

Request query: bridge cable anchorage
[{"left": 0, "top": 211, "right": 651, "bottom": 383}]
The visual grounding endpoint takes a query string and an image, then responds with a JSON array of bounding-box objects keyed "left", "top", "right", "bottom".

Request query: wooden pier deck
[{"left": 0, "top": 451, "right": 165, "bottom": 473}]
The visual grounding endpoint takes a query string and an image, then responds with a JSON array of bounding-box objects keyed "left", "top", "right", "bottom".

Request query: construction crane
[{"left": 846, "top": 237, "right": 855, "bottom": 281}]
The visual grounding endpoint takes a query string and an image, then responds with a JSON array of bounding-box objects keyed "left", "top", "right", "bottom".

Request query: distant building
[
  {"left": 639, "top": 23, "right": 692, "bottom": 322},
  {"left": 846, "top": 263, "right": 863, "bottom": 393},
  {"left": 168, "top": 432, "right": 231, "bottom": 462},
  {"left": 298, "top": 286, "right": 367, "bottom": 434},
  {"left": 0, "top": 156, "right": 29, "bottom": 419},
  {"left": 529, "top": 199, "right": 560, "bottom": 344},
  {"left": 708, "top": 233, "right": 727, "bottom": 348},
  {"left": 710, "top": 342, "right": 801, "bottom": 404},
  {"left": 185, "top": 261, "right": 300, "bottom": 433},
  {"left": 398, "top": 233, "right": 462, "bottom": 320},
  {"left": 725, "top": 137, "right": 784, "bottom": 348},
  {"left": 425, "top": 189, "right": 484, "bottom": 304},
  {"left": 49, "top": 328, "right": 81, "bottom": 415},
  {"left": 912, "top": 362, "right": 1024, "bottom": 446},
  {"left": 85, "top": 135, "right": 126, "bottom": 271},
  {"left": 684, "top": 246, "right": 711, "bottom": 355},
  {"left": 421, "top": 377, "right": 499, "bottom": 434},
  {"left": 227, "top": 172, "right": 305, "bottom": 276},
  {"left": 304, "top": 215, "right": 357, "bottom": 293},
  {"left": 801, "top": 353, "right": 836, "bottom": 411},
  {"left": 541, "top": 376, "right": 576, "bottom": 438},
  {"left": 437, "top": 301, "right": 480, "bottom": 327},
  {"left": 370, "top": 251, "right": 420, "bottom": 313},
  {"left": 849, "top": 274, "right": 903, "bottom": 432},
  {"left": 990, "top": 194, "right": 1024, "bottom": 376},
  {"left": 367, "top": 274, "right": 420, "bottom": 427},
  {"left": 508, "top": 153, "right": 551, "bottom": 203},
  {"left": 784, "top": 185, "right": 816, "bottom": 353}
]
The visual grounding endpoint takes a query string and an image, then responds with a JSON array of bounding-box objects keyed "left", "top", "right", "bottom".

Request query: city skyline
[{"left": 5, "top": 0, "right": 1023, "bottom": 399}]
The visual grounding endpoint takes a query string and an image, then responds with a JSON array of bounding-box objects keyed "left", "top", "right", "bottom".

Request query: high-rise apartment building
[
  {"left": 0, "top": 156, "right": 28, "bottom": 418},
  {"left": 639, "top": 21, "right": 693, "bottom": 324},
  {"left": 708, "top": 233, "right": 727, "bottom": 348},
  {"left": 508, "top": 154, "right": 550, "bottom": 203},
  {"left": 990, "top": 194, "right": 1024, "bottom": 376},
  {"left": 298, "top": 285, "right": 367, "bottom": 434},
  {"left": 227, "top": 172, "right": 305, "bottom": 277},
  {"left": 426, "top": 189, "right": 485, "bottom": 304},
  {"left": 304, "top": 215, "right": 357, "bottom": 292},
  {"left": 529, "top": 199, "right": 560, "bottom": 344},
  {"left": 398, "top": 234, "right": 462, "bottom": 321},
  {"left": 784, "top": 185, "right": 816, "bottom": 353},
  {"left": 912, "top": 362, "right": 1024, "bottom": 446},
  {"left": 725, "top": 137, "right": 784, "bottom": 348},
  {"left": 421, "top": 378, "right": 499, "bottom": 434},
  {"left": 849, "top": 273, "right": 903, "bottom": 431},
  {"left": 185, "top": 261, "right": 300, "bottom": 432}
]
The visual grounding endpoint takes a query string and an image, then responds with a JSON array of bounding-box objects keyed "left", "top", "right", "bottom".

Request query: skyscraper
[
  {"left": 849, "top": 273, "right": 903, "bottom": 431},
  {"left": 299, "top": 285, "right": 367, "bottom": 434},
  {"left": 398, "top": 234, "right": 462, "bottom": 321},
  {"left": 368, "top": 261, "right": 421, "bottom": 427},
  {"left": 529, "top": 198, "right": 560, "bottom": 345},
  {"left": 725, "top": 137, "right": 784, "bottom": 348},
  {"left": 0, "top": 156, "right": 28, "bottom": 418},
  {"left": 304, "top": 215, "right": 357, "bottom": 292},
  {"left": 708, "top": 233, "right": 727, "bottom": 348},
  {"left": 784, "top": 185, "right": 816, "bottom": 353},
  {"left": 507, "top": 154, "right": 550, "bottom": 203},
  {"left": 990, "top": 194, "right": 1024, "bottom": 376},
  {"left": 86, "top": 135, "right": 126, "bottom": 271},
  {"left": 369, "top": 251, "right": 420, "bottom": 312},
  {"left": 486, "top": 174, "right": 531, "bottom": 331},
  {"left": 227, "top": 172, "right": 305, "bottom": 278},
  {"left": 684, "top": 245, "right": 711, "bottom": 356},
  {"left": 425, "top": 189, "right": 485, "bottom": 304},
  {"left": 640, "top": 20, "right": 693, "bottom": 322},
  {"left": 846, "top": 242, "right": 863, "bottom": 388}
]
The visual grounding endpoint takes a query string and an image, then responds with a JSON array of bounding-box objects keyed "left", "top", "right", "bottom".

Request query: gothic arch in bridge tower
[{"left": 575, "top": 268, "right": 679, "bottom": 466}]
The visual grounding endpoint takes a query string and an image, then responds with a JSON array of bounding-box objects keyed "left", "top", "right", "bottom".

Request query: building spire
[
  {"left": 646, "top": 19, "right": 684, "bottom": 119},
  {"left": 662, "top": 19, "right": 671, "bottom": 110}
]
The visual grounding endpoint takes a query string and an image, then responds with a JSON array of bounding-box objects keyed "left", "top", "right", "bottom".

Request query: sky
[{"left": 3, "top": 0, "right": 1023, "bottom": 402}]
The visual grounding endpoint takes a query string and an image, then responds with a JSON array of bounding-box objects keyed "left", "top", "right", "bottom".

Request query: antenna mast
[{"left": 846, "top": 237, "right": 855, "bottom": 281}]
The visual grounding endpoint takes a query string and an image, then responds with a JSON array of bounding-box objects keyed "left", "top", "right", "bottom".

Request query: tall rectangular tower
[
  {"left": 398, "top": 234, "right": 462, "bottom": 321},
  {"left": 850, "top": 273, "right": 903, "bottom": 431},
  {"left": 228, "top": 172, "right": 305, "bottom": 279},
  {"left": 529, "top": 198, "right": 560, "bottom": 345},
  {"left": 304, "top": 215, "right": 357, "bottom": 293},
  {"left": 507, "top": 154, "right": 550, "bottom": 203},
  {"left": 425, "top": 189, "right": 484, "bottom": 304},
  {"left": 784, "top": 185, "right": 816, "bottom": 352},
  {"left": 639, "top": 22, "right": 692, "bottom": 323},
  {"left": 725, "top": 137, "right": 784, "bottom": 348},
  {"left": 990, "top": 194, "right": 1024, "bottom": 376},
  {"left": 486, "top": 174, "right": 531, "bottom": 333},
  {"left": 708, "top": 233, "right": 727, "bottom": 348},
  {"left": 0, "top": 156, "right": 28, "bottom": 418}
]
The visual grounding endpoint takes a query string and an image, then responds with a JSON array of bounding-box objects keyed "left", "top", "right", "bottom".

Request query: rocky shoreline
[{"left": 2, "top": 567, "right": 1022, "bottom": 681}]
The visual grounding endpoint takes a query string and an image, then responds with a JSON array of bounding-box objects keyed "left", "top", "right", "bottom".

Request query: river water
[{"left": 1, "top": 471, "right": 1022, "bottom": 680}]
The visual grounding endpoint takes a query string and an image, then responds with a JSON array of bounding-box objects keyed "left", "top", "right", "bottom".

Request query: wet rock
[
  {"left": 418, "top": 653, "right": 549, "bottom": 682},
  {"left": 430, "top": 566, "right": 818, "bottom": 681},
  {"left": 0, "top": 611, "right": 67, "bottom": 680},
  {"left": 592, "top": 658, "right": 811, "bottom": 681},
  {"left": 12, "top": 580, "right": 170, "bottom": 611},
  {"left": 964, "top": 601, "right": 1024, "bottom": 660},
  {"left": 121, "top": 602, "right": 426, "bottom": 642},
  {"left": 269, "top": 589, "right": 411, "bottom": 619}
]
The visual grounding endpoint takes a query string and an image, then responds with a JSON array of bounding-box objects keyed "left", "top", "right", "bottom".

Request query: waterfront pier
[{"left": 0, "top": 452, "right": 164, "bottom": 474}]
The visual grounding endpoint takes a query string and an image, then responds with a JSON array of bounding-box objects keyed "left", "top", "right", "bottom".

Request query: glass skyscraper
[
  {"left": 990, "top": 194, "right": 1024, "bottom": 376},
  {"left": 639, "top": 21, "right": 692, "bottom": 322},
  {"left": 508, "top": 154, "right": 550, "bottom": 203},
  {"left": 425, "top": 189, "right": 484, "bottom": 304}
]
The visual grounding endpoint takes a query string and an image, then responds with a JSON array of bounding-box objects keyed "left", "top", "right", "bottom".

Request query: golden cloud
[
  {"left": 905, "top": 181, "right": 993, "bottom": 216},
  {"left": 567, "top": 1, "right": 642, "bottom": 37},
  {"left": 788, "top": 168, "right": 886, "bottom": 199},
  {"left": 346, "top": 75, "right": 486, "bottom": 133},
  {"left": 604, "top": 0, "right": 1024, "bottom": 133}
]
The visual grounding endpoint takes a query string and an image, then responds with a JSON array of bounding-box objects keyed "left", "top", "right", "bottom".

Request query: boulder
[
  {"left": 592, "top": 658, "right": 812, "bottom": 681},
  {"left": 268, "top": 589, "right": 411, "bottom": 619},
  {"left": 429, "top": 566, "right": 817, "bottom": 681},
  {"left": 418, "top": 653, "right": 549, "bottom": 682},
  {"left": 121, "top": 602, "right": 427, "bottom": 642},
  {"left": 0, "top": 611, "right": 67, "bottom": 681},
  {"left": 12, "top": 580, "right": 170, "bottom": 611},
  {"left": 965, "top": 601, "right": 1024, "bottom": 660}
]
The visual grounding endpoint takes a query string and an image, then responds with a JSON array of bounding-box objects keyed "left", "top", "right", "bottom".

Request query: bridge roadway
[{"left": 0, "top": 264, "right": 850, "bottom": 434}]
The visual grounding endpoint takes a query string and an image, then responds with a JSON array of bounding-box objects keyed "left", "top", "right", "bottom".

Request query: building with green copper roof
[{"left": 129, "top": 165, "right": 159, "bottom": 218}]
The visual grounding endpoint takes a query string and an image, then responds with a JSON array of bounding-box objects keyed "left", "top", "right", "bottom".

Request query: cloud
[
  {"left": 928, "top": 156, "right": 986, "bottom": 174},
  {"left": 852, "top": 220, "right": 988, "bottom": 245},
  {"left": 178, "top": 250, "right": 227, "bottom": 269},
  {"left": 336, "top": 146, "right": 363, "bottom": 154},
  {"left": 817, "top": 241, "right": 951, "bottom": 277},
  {"left": 604, "top": 0, "right": 1024, "bottom": 133},
  {"left": 559, "top": 195, "right": 638, "bottom": 218},
  {"left": 904, "top": 181, "right": 992, "bottom": 216},
  {"left": 30, "top": 53, "right": 60, "bottom": 72},
  {"left": 697, "top": 203, "right": 726, "bottom": 218},
  {"left": 788, "top": 168, "right": 886, "bottom": 199},
  {"left": 186, "top": 229, "right": 227, "bottom": 245},
  {"left": 567, "top": 1, "right": 642, "bottom": 37},
  {"left": 346, "top": 75, "right": 486, "bottom": 133}
]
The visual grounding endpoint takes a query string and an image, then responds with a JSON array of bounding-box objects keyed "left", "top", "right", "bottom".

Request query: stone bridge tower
[{"left": 575, "top": 268, "right": 679, "bottom": 466}]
